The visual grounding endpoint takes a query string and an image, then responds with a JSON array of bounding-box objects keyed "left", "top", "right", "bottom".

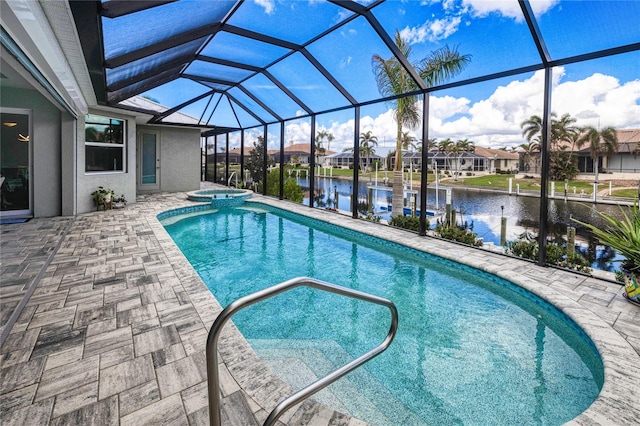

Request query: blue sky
[{"left": 124, "top": 0, "right": 640, "bottom": 153}]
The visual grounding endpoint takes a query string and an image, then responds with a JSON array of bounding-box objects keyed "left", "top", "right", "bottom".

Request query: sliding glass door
[{"left": 1, "top": 108, "right": 31, "bottom": 217}]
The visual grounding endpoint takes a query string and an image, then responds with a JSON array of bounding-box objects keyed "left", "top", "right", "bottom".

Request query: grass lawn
[
  {"left": 612, "top": 188, "right": 639, "bottom": 198},
  {"left": 447, "top": 174, "right": 542, "bottom": 191},
  {"left": 448, "top": 174, "right": 621, "bottom": 194}
]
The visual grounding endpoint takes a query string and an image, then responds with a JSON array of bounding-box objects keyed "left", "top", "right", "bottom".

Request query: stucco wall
[
  {"left": 76, "top": 110, "right": 137, "bottom": 214},
  {"left": 1, "top": 87, "right": 63, "bottom": 218},
  {"left": 60, "top": 115, "right": 76, "bottom": 216},
  {"left": 608, "top": 153, "right": 640, "bottom": 173},
  {"left": 139, "top": 125, "right": 201, "bottom": 193}
]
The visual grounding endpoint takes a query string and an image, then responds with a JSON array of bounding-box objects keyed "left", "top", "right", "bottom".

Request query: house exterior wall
[
  {"left": 145, "top": 126, "right": 201, "bottom": 192},
  {"left": 1, "top": 86, "right": 63, "bottom": 218},
  {"left": 498, "top": 158, "right": 520, "bottom": 172},
  {"left": 76, "top": 110, "right": 137, "bottom": 214},
  {"left": 607, "top": 153, "right": 640, "bottom": 173},
  {"left": 328, "top": 157, "right": 353, "bottom": 168},
  {"left": 61, "top": 114, "right": 76, "bottom": 216}
]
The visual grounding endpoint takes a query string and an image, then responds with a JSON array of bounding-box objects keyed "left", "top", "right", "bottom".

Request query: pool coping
[{"left": 185, "top": 188, "right": 253, "bottom": 203}]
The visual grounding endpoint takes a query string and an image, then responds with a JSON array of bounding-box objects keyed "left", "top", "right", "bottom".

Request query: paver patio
[{"left": 1, "top": 185, "right": 638, "bottom": 425}]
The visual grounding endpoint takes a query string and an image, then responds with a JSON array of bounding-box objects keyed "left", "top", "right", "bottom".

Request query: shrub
[
  {"left": 389, "top": 215, "right": 425, "bottom": 232},
  {"left": 361, "top": 213, "right": 381, "bottom": 223},
  {"left": 506, "top": 240, "right": 591, "bottom": 273},
  {"left": 283, "top": 178, "right": 304, "bottom": 202},
  {"left": 265, "top": 169, "right": 303, "bottom": 202},
  {"left": 435, "top": 224, "right": 482, "bottom": 246},
  {"left": 545, "top": 243, "right": 565, "bottom": 265},
  {"left": 560, "top": 252, "right": 591, "bottom": 273},
  {"left": 506, "top": 240, "right": 538, "bottom": 259}
]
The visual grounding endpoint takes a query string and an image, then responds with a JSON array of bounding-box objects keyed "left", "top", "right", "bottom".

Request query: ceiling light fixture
[{"left": 3, "top": 122, "right": 17, "bottom": 127}]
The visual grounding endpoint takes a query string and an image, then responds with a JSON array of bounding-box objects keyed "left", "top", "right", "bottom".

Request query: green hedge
[{"left": 389, "top": 215, "right": 426, "bottom": 232}]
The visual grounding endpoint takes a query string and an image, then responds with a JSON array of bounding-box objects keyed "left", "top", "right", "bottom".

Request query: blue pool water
[{"left": 161, "top": 203, "right": 603, "bottom": 426}]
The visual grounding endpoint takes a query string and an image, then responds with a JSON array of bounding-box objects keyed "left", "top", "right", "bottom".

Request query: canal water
[{"left": 297, "top": 176, "right": 627, "bottom": 272}]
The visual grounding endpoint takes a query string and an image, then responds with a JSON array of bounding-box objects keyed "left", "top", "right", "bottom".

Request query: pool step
[{"left": 250, "top": 338, "right": 423, "bottom": 426}]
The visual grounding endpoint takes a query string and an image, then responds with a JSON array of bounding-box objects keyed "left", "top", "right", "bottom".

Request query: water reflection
[{"left": 299, "top": 176, "right": 627, "bottom": 271}]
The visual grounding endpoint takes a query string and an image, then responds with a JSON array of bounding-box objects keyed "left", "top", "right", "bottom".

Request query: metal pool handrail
[
  {"left": 227, "top": 171, "right": 237, "bottom": 187},
  {"left": 206, "top": 276, "right": 399, "bottom": 426}
]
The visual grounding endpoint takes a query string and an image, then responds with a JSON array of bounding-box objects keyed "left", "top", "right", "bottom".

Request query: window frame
[{"left": 84, "top": 114, "right": 126, "bottom": 173}]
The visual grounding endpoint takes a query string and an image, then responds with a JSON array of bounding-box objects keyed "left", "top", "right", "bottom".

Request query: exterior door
[
  {"left": 1, "top": 108, "right": 32, "bottom": 217},
  {"left": 138, "top": 131, "right": 160, "bottom": 191}
]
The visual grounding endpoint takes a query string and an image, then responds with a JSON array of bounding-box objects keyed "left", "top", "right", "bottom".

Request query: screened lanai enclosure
[{"left": 71, "top": 0, "right": 640, "bottom": 271}]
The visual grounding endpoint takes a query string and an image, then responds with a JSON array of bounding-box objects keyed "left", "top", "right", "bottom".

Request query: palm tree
[
  {"left": 359, "top": 131, "right": 378, "bottom": 172},
  {"left": 372, "top": 30, "right": 470, "bottom": 216},
  {"left": 316, "top": 129, "right": 329, "bottom": 143},
  {"left": 519, "top": 140, "right": 541, "bottom": 173},
  {"left": 553, "top": 113, "right": 580, "bottom": 146},
  {"left": 521, "top": 112, "right": 582, "bottom": 150},
  {"left": 521, "top": 112, "right": 580, "bottom": 178},
  {"left": 577, "top": 126, "right": 618, "bottom": 183},
  {"left": 437, "top": 138, "right": 455, "bottom": 172},
  {"left": 520, "top": 114, "right": 545, "bottom": 144},
  {"left": 454, "top": 138, "right": 475, "bottom": 179},
  {"left": 521, "top": 112, "right": 571, "bottom": 148},
  {"left": 400, "top": 131, "right": 417, "bottom": 152},
  {"left": 448, "top": 141, "right": 462, "bottom": 179},
  {"left": 426, "top": 137, "right": 438, "bottom": 153},
  {"left": 316, "top": 129, "right": 335, "bottom": 154},
  {"left": 415, "top": 137, "right": 437, "bottom": 153},
  {"left": 314, "top": 137, "right": 326, "bottom": 165},
  {"left": 326, "top": 132, "right": 335, "bottom": 155},
  {"left": 456, "top": 138, "right": 475, "bottom": 153}
]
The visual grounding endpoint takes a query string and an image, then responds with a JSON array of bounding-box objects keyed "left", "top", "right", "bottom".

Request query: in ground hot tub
[{"left": 186, "top": 188, "right": 252, "bottom": 207}]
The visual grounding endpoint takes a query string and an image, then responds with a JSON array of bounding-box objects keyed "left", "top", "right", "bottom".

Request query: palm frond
[
  {"left": 572, "top": 202, "right": 640, "bottom": 272},
  {"left": 418, "top": 45, "right": 471, "bottom": 87}
]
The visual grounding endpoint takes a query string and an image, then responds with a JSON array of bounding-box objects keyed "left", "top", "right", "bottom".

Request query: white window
[{"left": 85, "top": 114, "right": 125, "bottom": 172}]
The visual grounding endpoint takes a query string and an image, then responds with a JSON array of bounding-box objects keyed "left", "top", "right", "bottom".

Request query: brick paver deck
[{"left": 1, "top": 185, "right": 638, "bottom": 425}]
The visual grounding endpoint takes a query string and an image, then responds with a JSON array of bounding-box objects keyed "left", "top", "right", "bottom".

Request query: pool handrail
[
  {"left": 206, "top": 276, "right": 399, "bottom": 426},
  {"left": 227, "top": 171, "right": 237, "bottom": 187}
]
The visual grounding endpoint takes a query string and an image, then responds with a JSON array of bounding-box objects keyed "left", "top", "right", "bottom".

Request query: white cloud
[
  {"left": 442, "top": 0, "right": 457, "bottom": 11},
  {"left": 254, "top": 0, "right": 275, "bottom": 15},
  {"left": 336, "top": 9, "right": 352, "bottom": 23},
  {"left": 339, "top": 56, "right": 353, "bottom": 68},
  {"left": 340, "top": 28, "right": 357, "bottom": 38},
  {"left": 284, "top": 120, "right": 312, "bottom": 144},
  {"left": 427, "top": 68, "right": 640, "bottom": 147},
  {"left": 400, "top": 16, "right": 462, "bottom": 44},
  {"left": 431, "top": 94, "right": 471, "bottom": 118},
  {"left": 399, "top": 0, "right": 558, "bottom": 44},
  {"left": 553, "top": 73, "right": 640, "bottom": 129},
  {"left": 463, "top": 0, "right": 559, "bottom": 21}
]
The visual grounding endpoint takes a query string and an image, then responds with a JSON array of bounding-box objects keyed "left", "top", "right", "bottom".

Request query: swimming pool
[{"left": 161, "top": 202, "right": 603, "bottom": 425}]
